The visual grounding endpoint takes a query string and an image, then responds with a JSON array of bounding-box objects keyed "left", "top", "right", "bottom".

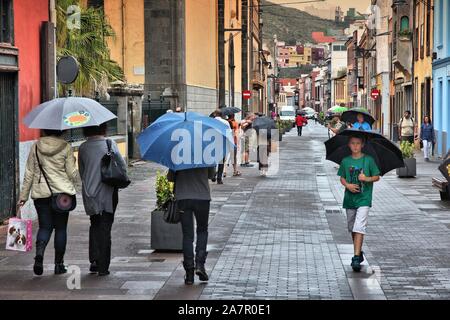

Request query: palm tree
[{"left": 56, "top": 0, "right": 124, "bottom": 97}]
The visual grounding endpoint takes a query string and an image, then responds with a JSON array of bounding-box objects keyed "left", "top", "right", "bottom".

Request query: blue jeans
[
  {"left": 178, "top": 199, "right": 210, "bottom": 264},
  {"left": 34, "top": 197, "right": 69, "bottom": 263}
]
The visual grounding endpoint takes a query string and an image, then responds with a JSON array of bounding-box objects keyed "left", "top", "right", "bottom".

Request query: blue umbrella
[{"left": 137, "top": 112, "right": 235, "bottom": 171}]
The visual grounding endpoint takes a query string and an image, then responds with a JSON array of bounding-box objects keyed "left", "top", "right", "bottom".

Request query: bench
[{"left": 432, "top": 177, "right": 450, "bottom": 200}]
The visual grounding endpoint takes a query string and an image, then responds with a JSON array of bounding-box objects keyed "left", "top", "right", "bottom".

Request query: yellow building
[
  {"left": 414, "top": 0, "right": 433, "bottom": 125},
  {"left": 185, "top": 0, "right": 218, "bottom": 95},
  {"left": 334, "top": 74, "right": 347, "bottom": 106},
  {"left": 286, "top": 46, "right": 312, "bottom": 67},
  {"left": 82, "top": 0, "right": 145, "bottom": 85}
]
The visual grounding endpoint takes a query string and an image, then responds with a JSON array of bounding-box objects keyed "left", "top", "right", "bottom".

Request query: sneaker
[{"left": 351, "top": 256, "right": 361, "bottom": 272}]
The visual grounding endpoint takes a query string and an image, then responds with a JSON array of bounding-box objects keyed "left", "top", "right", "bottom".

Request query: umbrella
[
  {"left": 23, "top": 97, "right": 116, "bottom": 130},
  {"left": 341, "top": 109, "right": 375, "bottom": 126},
  {"left": 324, "top": 129, "right": 404, "bottom": 176},
  {"left": 137, "top": 111, "right": 234, "bottom": 171},
  {"left": 328, "top": 105, "right": 348, "bottom": 113},
  {"left": 252, "top": 116, "right": 276, "bottom": 131},
  {"left": 221, "top": 107, "right": 241, "bottom": 116},
  {"left": 302, "top": 107, "right": 315, "bottom": 113}
]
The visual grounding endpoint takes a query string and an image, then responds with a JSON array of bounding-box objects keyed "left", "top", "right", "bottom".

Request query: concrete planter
[
  {"left": 151, "top": 210, "right": 183, "bottom": 251},
  {"left": 396, "top": 157, "right": 416, "bottom": 177},
  {"left": 279, "top": 132, "right": 283, "bottom": 141}
]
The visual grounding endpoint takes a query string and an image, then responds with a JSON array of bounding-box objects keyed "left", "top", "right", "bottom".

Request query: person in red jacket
[{"left": 295, "top": 113, "right": 308, "bottom": 136}]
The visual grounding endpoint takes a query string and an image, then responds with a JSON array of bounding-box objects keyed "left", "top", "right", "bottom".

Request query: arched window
[{"left": 400, "top": 16, "right": 409, "bottom": 32}]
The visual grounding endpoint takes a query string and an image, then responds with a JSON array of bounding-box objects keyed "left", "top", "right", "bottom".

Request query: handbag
[
  {"left": 6, "top": 208, "right": 33, "bottom": 252},
  {"left": 163, "top": 172, "right": 183, "bottom": 224},
  {"left": 101, "top": 139, "right": 131, "bottom": 189},
  {"left": 36, "top": 146, "right": 76, "bottom": 214}
]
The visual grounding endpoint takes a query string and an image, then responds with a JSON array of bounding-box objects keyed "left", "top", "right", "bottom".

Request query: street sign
[
  {"left": 242, "top": 90, "right": 252, "bottom": 100},
  {"left": 371, "top": 89, "right": 380, "bottom": 100},
  {"left": 57, "top": 56, "right": 79, "bottom": 84}
]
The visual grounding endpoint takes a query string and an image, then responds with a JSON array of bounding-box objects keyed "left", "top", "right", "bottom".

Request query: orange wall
[
  {"left": 185, "top": 0, "right": 217, "bottom": 89},
  {"left": 104, "top": 0, "right": 145, "bottom": 84}
]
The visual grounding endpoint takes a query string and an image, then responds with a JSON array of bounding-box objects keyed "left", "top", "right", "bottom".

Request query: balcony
[{"left": 251, "top": 70, "right": 264, "bottom": 88}]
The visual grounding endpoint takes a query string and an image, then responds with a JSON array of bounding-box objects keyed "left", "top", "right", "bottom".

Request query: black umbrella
[
  {"left": 252, "top": 116, "right": 276, "bottom": 131},
  {"left": 341, "top": 109, "right": 376, "bottom": 126},
  {"left": 325, "top": 129, "right": 404, "bottom": 176},
  {"left": 221, "top": 106, "right": 241, "bottom": 116}
]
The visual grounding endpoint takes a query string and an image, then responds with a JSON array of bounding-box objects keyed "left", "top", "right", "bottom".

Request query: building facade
[
  {"left": 391, "top": 0, "right": 414, "bottom": 139},
  {"left": 413, "top": 0, "right": 433, "bottom": 126},
  {"left": 330, "top": 39, "right": 348, "bottom": 106},
  {"left": 432, "top": 0, "right": 450, "bottom": 156},
  {"left": 0, "top": 0, "right": 55, "bottom": 220}
]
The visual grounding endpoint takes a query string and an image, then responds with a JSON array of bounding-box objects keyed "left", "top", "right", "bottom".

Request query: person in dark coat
[
  {"left": 78, "top": 123, "right": 127, "bottom": 276},
  {"left": 420, "top": 116, "right": 435, "bottom": 161},
  {"left": 167, "top": 167, "right": 216, "bottom": 285}
]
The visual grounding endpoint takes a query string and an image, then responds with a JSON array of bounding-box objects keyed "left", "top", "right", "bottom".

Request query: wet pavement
[{"left": 1, "top": 123, "right": 449, "bottom": 300}]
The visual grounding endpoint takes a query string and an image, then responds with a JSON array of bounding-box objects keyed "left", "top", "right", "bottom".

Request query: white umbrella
[{"left": 23, "top": 97, "right": 117, "bottom": 130}]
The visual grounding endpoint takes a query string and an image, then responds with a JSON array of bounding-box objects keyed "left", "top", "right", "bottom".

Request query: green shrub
[
  {"left": 155, "top": 171, "right": 174, "bottom": 210},
  {"left": 400, "top": 141, "right": 415, "bottom": 159}
]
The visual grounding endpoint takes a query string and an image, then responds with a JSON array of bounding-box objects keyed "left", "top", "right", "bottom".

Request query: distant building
[
  {"left": 335, "top": 6, "right": 344, "bottom": 23},
  {"left": 311, "top": 32, "right": 336, "bottom": 44}
]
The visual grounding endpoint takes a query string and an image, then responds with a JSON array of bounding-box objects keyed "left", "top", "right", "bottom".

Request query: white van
[{"left": 279, "top": 105, "right": 296, "bottom": 122}]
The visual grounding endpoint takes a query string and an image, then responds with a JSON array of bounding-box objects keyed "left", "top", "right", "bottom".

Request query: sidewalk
[{"left": 1, "top": 123, "right": 449, "bottom": 300}]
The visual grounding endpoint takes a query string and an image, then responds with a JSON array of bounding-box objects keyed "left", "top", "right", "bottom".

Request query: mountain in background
[{"left": 262, "top": 0, "right": 345, "bottom": 45}]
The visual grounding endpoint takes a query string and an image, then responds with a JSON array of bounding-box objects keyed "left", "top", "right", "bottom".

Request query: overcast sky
[{"left": 268, "top": 0, "right": 372, "bottom": 16}]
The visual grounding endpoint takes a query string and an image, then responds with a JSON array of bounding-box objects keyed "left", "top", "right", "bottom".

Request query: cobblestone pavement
[{"left": 0, "top": 123, "right": 449, "bottom": 300}]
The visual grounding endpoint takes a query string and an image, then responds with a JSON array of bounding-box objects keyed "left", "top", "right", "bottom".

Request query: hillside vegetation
[{"left": 262, "top": 0, "right": 345, "bottom": 44}]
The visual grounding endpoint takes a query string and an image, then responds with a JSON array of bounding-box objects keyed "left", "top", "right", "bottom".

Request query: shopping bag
[{"left": 5, "top": 212, "right": 33, "bottom": 252}]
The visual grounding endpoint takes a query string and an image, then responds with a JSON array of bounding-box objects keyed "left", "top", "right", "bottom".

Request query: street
[{"left": 1, "top": 123, "right": 449, "bottom": 300}]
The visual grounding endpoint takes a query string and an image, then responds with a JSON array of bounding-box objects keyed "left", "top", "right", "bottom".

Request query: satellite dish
[{"left": 57, "top": 56, "right": 79, "bottom": 84}]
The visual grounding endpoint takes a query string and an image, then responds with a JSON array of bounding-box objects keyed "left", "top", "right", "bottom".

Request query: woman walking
[
  {"left": 18, "top": 130, "right": 78, "bottom": 275},
  {"left": 78, "top": 123, "right": 125, "bottom": 276},
  {"left": 167, "top": 167, "right": 216, "bottom": 285},
  {"left": 420, "top": 116, "right": 435, "bottom": 161},
  {"left": 257, "top": 128, "right": 272, "bottom": 176}
]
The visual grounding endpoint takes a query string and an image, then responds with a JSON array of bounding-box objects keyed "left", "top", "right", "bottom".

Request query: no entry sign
[
  {"left": 371, "top": 89, "right": 380, "bottom": 100},
  {"left": 243, "top": 90, "right": 252, "bottom": 100}
]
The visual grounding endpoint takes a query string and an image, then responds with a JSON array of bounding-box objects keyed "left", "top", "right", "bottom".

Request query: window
[
  {"left": 87, "top": 0, "right": 104, "bottom": 8},
  {"left": 400, "top": 16, "right": 409, "bottom": 32},
  {"left": 420, "top": 24, "right": 424, "bottom": 59},
  {"left": 0, "top": 0, "right": 13, "bottom": 44},
  {"left": 415, "top": 27, "right": 419, "bottom": 60}
]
